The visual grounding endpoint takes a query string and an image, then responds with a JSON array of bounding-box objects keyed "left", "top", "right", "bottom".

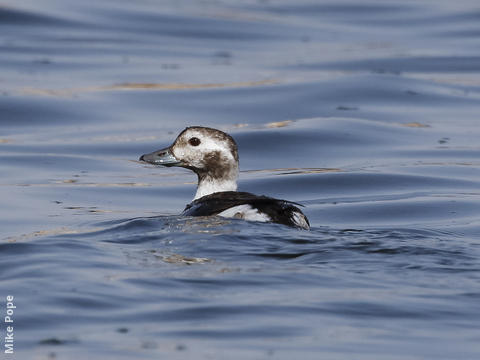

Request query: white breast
[{"left": 217, "top": 204, "right": 271, "bottom": 222}]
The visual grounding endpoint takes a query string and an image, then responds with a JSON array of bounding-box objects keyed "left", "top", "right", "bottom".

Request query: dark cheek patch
[{"left": 202, "top": 151, "right": 231, "bottom": 179}]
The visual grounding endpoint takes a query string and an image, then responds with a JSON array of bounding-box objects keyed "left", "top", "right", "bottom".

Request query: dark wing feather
[{"left": 182, "top": 191, "right": 310, "bottom": 229}]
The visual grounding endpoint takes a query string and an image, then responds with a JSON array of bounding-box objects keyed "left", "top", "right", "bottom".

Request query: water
[{"left": 1, "top": 0, "right": 480, "bottom": 359}]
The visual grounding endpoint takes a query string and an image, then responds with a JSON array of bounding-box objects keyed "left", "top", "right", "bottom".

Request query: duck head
[{"left": 140, "top": 127, "right": 239, "bottom": 200}]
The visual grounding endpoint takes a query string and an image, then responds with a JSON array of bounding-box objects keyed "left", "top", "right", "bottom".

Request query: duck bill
[{"left": 139, "top": 146, "right": 181, "bottom": 167}]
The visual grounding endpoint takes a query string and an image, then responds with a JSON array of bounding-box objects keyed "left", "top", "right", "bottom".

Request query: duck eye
[{"left": 188, "top": 137, "right": 201, "bottom": 146}]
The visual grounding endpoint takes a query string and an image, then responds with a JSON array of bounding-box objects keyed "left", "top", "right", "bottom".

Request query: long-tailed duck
[{"left": 139, "top": 126, "right": 310, "bottom": 230}]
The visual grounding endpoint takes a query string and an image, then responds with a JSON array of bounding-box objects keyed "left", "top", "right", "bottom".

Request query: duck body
[
  {"left": 182, "top": 191, "right": 310, "bottom": 229},
  {"left": 139, "top": 126, "right": 310, "bottom": 230}
]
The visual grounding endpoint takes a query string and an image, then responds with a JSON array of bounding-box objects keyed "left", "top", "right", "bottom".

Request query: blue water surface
[{"left": 1, "top": 1, "right": 479, "bottom": 359}]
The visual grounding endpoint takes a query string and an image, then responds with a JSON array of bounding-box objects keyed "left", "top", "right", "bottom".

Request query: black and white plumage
[{"left": 139, "top": 126, "right": 310, "bottom": 230}]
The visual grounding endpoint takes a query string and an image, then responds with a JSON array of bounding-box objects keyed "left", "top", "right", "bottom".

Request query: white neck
[
  {"left": 193, "top": 179, "right": 237, "bottom": 200},
  {"left": 191, "top": 150, "right": 239, "bottom": 200},
  {"left": 194, "top": 178, "right": 237, "bottom": 200}
]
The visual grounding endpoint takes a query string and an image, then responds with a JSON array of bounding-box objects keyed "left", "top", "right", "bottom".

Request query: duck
[{"left": 139, "top": 126, "right": 310, "bottom": 230}]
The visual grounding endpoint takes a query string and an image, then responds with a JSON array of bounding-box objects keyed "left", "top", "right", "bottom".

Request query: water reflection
[{"left": 20, "top": 79, "right": 277, "bottom": 97}]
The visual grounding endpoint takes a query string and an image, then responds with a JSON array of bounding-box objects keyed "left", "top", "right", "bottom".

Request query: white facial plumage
[{"left": 170, "top": 127, "right": 239, "bottom": 200}]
